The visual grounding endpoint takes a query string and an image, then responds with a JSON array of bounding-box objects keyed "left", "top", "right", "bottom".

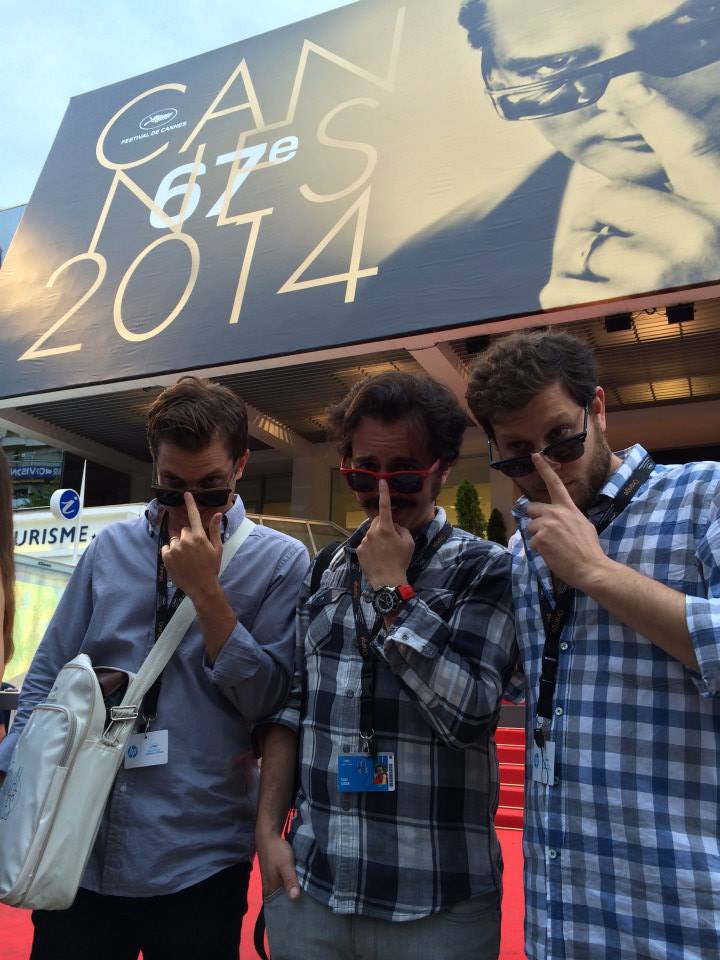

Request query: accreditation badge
[
  {"left": 531, "top": 739, "right": 555, "bottom": 785},
  {"left": 337, "top": 753, "right": 395, "bottom": 792},
  {"left": 124, "top": 730, "right": 169, "bottom": 769}
]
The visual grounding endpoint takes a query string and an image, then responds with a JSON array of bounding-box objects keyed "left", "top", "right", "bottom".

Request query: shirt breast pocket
[{"left": 305, "top": 587, "right": 350, "bottom": 653}]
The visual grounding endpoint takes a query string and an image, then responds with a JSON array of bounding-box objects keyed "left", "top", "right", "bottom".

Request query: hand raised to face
[
  {"left": 541, "top": 80, "right": 720, "bottom": 309},
  {"left": 356, "top": 480, "right": 415, "bottom": 590},
  {"left": 525, "top": 454, "right": 608, "bottom": 592},
  {"left": 161, "top": 492, "right": 223, "bottom": 599}
]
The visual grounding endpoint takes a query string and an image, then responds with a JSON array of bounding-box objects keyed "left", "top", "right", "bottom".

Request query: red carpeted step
[
  {"left": 499, "top": 783, "right": 524, "bottom": 809},
  {"left": 495, "top": 806, "right": 523, "bottom": 830},
  {"left": 495, "top": 727, "right": 525, "bottom": 746},
  {"left": 497, "top": 742, "right": 525, "bottom": 765},
  {"left": 499, "top": 762, "right": 524, "bottom": 785}
]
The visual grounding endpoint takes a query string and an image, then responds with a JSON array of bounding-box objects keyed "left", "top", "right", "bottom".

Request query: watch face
[{"left": 372, "top": 586, "right": 398, "bottom": 615}]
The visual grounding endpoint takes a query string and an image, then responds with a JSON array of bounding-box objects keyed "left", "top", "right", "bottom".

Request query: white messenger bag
[{"left": 0, "top": 517, "right": 255, "bottom": 911}]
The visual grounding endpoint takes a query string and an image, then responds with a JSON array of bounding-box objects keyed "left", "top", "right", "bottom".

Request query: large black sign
[{"left": 2, "top": 0, "right": 720, "bottom": 399}]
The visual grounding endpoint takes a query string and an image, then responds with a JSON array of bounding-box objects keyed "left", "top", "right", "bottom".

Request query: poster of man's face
[
  {"left": 1, "top": 0, "right": 719, "bottom": 398},
  {"left": 455, "top": 0, "right": 720, "bottom": 308}
]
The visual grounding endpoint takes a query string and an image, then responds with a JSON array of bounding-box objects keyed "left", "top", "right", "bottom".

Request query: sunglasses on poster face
[
  {"left": 482, "top": 7, "right": 720, "bottom": 121},
  {"left": 340, "top": 458, "right": 441, "bottom": 494},
  {"left": 489, "top": 406, "right": 588, "bottom": 478},
  {"left": 151, "top": 464, "right": 237, "bottom": 508}
]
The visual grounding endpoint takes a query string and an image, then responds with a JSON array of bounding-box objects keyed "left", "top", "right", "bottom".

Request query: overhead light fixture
[
  {"left": 666, "top": 303, "right": 694, "bottom": 325},
  {"left": 604, "top": 313, "right": 633, "bottom": 333}
]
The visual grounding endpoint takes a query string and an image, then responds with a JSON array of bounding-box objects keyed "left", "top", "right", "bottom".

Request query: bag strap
[{"left": 117, "top": 517, "right": 255, "bottom": 717}]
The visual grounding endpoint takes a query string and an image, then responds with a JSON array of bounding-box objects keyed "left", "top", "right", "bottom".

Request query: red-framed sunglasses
[{"left": 340, "top": 458, "right": 441, "bottom": 494}]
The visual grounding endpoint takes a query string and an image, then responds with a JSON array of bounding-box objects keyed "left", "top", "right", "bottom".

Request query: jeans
[
  {"left": 30, "top": 862, "right": 251, "bottom": 960},
  {"left": 264, "top": 886, "right": 501, "bottom": 960}
]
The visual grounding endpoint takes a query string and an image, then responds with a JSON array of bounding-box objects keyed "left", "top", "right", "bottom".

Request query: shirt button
[
  {"left": 553, "top": 776, "right": 560, "bottom": 787},
  {"left": 548, "top": 848, "right": 559, "bottom": 860},
  {"left": 560, "top": 642, "right": 569, "bottom": 652},
  {"left": 340, "top": 798, "right": 351, "bottom": 811},
  {"left": 346, "top": 690, "right": 354, "bottom": 699},
  {"left": 342, "top": 744, "right": 351, "bottom": 753},
  {"left": 555, "top": 707, "right": 564, "bottom": 717},
  {"left": 119, "top": 784, "right": 127, "bottom": 793}
]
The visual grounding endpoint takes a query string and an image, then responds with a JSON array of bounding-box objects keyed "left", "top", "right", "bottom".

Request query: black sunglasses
[
  {"left": 489, "top": 406, "right": 589, "bottom": 478},
  {"left": 482, "top": 10, "right": 720, "bottom": 121},
  {"left": 150, "top": 485, "right": 233, "bottom": 508},
  {"left": 340, "top": 458, "right": 441, "bottom": 494}
]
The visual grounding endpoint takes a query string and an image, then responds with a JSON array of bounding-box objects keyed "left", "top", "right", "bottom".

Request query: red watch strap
[{"left": 396, "top": 584, "right": 416, "bottom": 602}]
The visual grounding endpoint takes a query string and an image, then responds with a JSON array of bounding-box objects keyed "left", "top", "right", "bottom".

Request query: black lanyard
[
  {"left": 139, "top": 512, "right": 186, "bottom": 731},
  {"left": 348, "top": 520, "right": 453, "bottom": 755},
  {"left": 532, "top": 456, "right": 655, "bottom": 748}
]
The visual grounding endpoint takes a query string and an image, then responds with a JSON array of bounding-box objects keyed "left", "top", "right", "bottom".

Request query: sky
[{"left": 1, "top": 0, "right": 356, "bottom": 210}]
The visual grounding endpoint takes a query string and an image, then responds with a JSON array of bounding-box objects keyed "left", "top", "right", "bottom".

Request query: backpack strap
[{"left": 309, "top": 541, "right": 340, "bottom": 595}]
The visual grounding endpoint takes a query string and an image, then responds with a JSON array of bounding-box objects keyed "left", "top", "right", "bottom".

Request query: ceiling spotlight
[
  {"left": 604, "top": 313, "right": 633, "bottom": 333},
  {"left": 666, "top": 303, "right": 694, "bottom": 325}
]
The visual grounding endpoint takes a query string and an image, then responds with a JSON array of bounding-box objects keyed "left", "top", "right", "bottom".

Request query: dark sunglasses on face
[
  {"left": 340, "top": 458, "right": 441, "bottom": 494},
  {"left": 151, "top": 461, "right": 238, "bottom": 508},
  {"left": 150, "top": 485, "right": 233, "bottom": 508},
  {"left": 489, "top": 405, "right": 589, "bottom": 478},
  {"left": 482, "top": 7, "right": 720, "bottom": 121}
]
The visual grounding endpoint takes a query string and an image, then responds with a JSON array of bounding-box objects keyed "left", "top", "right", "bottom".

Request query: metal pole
[{"left": 72, "top": 459, "right": 87, "bottom": 565}]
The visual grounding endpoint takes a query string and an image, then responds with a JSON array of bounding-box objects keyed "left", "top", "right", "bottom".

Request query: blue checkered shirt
[
  {"left": 269, "top": 508, "right": 517, "bottom": 921},
  {"left": 508, "top": 444, "right": 720, "bottom": 960}
]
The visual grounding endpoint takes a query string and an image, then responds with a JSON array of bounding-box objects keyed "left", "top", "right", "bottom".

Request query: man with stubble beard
[
  {"left": 255, "top": 371, "right": 516, "bottom": 960},
  {"left": 467, "top": 330, "right": 720, "bottom": 960}
]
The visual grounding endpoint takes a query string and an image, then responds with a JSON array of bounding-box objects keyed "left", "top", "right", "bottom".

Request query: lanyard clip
[
  {"left": 359, "top": 731, "right": 375, "bottom": 755},
  {"left": 533, "top": 717, "right": 550, "bottom": 750},
  {"left": 141, "top": 713, "right": 155, "bottom": 738}
]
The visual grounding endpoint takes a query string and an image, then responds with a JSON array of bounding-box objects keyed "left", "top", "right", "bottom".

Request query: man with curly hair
[{"left": 467, "top": 329, "right": 720, "bottom": 960}]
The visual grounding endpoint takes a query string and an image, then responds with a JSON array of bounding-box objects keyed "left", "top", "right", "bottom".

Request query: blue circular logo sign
[
  {"left": 127, "top": 745, "right": 139, "bottom": 759},
  {"left": 58, "top": 489, "right": 81, "bottom": 520}
]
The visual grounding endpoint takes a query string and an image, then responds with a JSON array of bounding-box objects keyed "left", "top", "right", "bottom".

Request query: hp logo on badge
[{"left": 127, "top": 745, "right": 139, "bottom": 759}]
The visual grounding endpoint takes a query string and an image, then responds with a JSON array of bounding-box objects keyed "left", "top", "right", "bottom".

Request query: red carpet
[{"left": 0, "top": 831, "right": 525, "bottom": 958}]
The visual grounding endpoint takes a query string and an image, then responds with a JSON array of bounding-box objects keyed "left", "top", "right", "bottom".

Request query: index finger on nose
[
  {"left": 184, "top": 491, "right": 205, "bottom": 533},
  {"left": 378, "top": 479, "right": 393, "bottom": 527},
  {"left": 532, "top": 453, "right": 573, "bottom": 506}
]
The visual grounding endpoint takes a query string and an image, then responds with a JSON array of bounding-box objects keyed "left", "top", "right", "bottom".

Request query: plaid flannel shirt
[
  {"left": 509, "top": 445, "right": 720, "bottom": 960},
  {"left": 269, "top": 508, "right": 517, "bottom": 921}
]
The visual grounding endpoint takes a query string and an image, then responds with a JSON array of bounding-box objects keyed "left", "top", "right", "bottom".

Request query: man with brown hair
[
  {"left": 256, "top": 371, "right": 516, "bottom": 960},
  {"left": 0, "top": 377, "right": 309, "bottom": 960},
  {"left": 466, "top": 330, "right": 720, "bottom": 960}
]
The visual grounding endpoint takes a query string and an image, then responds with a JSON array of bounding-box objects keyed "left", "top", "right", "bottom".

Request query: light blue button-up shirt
[{"left": 0, "top": 497, "right": 309, "bottom": 896}]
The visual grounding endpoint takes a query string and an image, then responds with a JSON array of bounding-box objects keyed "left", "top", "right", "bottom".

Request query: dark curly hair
[
  {"left": 458, "top": 0, "right": 491, "bottom": 50},
  {"left": 466, "top": 330, "right": 598, "bottom": 436},
  {"left": 327, "top": 371, "right": 469, "bottom": 466},
  {"left": 146, "top": 376, "right": 248, "bottom": 461}
]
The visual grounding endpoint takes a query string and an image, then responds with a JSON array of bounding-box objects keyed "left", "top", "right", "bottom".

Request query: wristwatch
[{"left": 371, "top": 583, "right": 416, "bottom": 616}]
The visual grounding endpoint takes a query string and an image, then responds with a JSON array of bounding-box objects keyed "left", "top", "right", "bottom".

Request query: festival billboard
[{"left": 1, "top": 0, "right": 719, "bottom": 399}]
